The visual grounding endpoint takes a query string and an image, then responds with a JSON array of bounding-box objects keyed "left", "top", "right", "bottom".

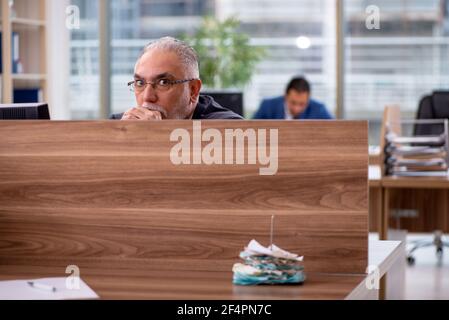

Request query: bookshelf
[{"left": 1, "top": 0, "right": 47, "bottom": 103}]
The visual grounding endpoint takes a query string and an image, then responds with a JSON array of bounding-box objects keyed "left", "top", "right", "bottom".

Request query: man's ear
[{"left": 189, "top": 79, "right": 202, "bottom": 103}]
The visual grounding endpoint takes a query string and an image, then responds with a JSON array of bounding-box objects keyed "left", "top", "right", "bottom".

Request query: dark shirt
[
  {"left": 252, "top": 96, "right": 333, "bottom": 120},
  {"left": 110, "top": 95, "right": 243, "bottom": 120}
]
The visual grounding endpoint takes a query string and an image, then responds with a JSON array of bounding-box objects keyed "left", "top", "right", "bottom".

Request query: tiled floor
[{"left": 404, "top": 233, "right": 449, "bottom": 300}]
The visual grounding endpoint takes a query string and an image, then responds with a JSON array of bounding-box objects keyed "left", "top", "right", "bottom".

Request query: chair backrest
[
  {"left": 414, "top": 91, "right": 449, "bottom": 136},
  {"left": 432, "top": 91, "right": 449, "bottom": 118}
]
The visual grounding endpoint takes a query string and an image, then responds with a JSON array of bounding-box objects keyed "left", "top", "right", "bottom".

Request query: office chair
[{"left": 407, "top": 91, "right": 449, "bottom": 265}]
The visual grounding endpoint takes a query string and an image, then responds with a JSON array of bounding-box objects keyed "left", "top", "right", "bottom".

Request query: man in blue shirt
[{"left": 252, "top": 77, "right": 333, "bottom": 120}]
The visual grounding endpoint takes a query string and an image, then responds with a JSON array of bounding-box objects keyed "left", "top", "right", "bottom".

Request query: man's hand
[{"left": 121, "top": 106, "right": 163, "bottom": 120}]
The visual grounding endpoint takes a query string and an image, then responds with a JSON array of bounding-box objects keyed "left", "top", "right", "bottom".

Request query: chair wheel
[{"left": 407, "top": 256, "right": 415, "bottom": 266}]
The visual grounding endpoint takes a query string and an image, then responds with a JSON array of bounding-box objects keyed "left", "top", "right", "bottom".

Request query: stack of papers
[
  {"left": 386, "top": 133, "right": 446, "bottom": 146},
  {"left": 385, "top": 145, "right": 446, "bottom": 157},
  {"left": 232, "top": 240, "right": 305, "bottom": 285},
  {"left": 385, "top": 132, "right": 449, "bottom": 177}
]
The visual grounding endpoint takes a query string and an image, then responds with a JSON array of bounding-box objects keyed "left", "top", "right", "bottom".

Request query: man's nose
[{"left": 142, "top": 84, "right": 158, "bottom": 103}]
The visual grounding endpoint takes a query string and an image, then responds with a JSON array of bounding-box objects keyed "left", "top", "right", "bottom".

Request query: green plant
[{"left": 182, "top": 16, "right": 266, "bottom": 89}]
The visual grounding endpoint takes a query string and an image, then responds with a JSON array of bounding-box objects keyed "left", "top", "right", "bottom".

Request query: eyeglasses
[{"left": 127, "top": 78, "right": 197, "bottom": 93}]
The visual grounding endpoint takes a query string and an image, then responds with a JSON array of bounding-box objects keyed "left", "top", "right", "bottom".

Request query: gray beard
[{"left": 169, "top": 102, "right": 194, "bottom": 119}]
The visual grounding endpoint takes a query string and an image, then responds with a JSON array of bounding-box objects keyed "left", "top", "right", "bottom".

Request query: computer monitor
[
  {"left": 0, "top": 103, "right": 50, "bottom": 120},
  {"left": 202, "top": 91, "right": 244, "bottom": 117}
]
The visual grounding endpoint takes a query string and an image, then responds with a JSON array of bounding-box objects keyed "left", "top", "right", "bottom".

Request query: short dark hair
[{"left": 285, "top": 77, "right": 311, "bottom": 95}]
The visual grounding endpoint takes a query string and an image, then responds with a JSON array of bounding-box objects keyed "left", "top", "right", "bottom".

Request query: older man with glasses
[{"left": 110, "top": 37, "right": 243, "bottom": 120}]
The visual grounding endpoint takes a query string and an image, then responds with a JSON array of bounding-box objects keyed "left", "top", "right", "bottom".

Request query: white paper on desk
[
  {"left": 388, "top": 157, "right": 446, "bottom": 166},
  {"left": 391, "top": 170, "right": 449, "bottom": 177},
  {"left": 0, "top": 277, "right": 99, "bottom": 300},
  {"left": 386, "top": 133, "right": 446, "bottom": 145},
  {"left": 244, "top": 239, "right": 304, "bottom": 261}
]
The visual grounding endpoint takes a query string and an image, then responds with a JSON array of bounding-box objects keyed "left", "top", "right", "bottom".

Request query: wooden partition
[{"left": 0, "top": 121, "right": 368, "bottom": 296}]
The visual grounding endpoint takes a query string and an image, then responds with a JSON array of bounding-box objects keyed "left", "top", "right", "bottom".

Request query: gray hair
[{"left": 136, "top": 36, "right": 200, "bottom": 78}]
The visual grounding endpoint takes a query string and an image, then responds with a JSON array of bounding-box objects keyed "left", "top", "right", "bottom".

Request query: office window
[
  {"left": 67, "top": 1, "right": 449, "bottom": 125},
  {"left": 109, "top": 0, "right": 336, "bottom": 118},
  {"left": 109, "top": 0, "right": 214, "bottom": 115},
  {"left": 140, "top": 0, "right": 211, "bottom": 16},
  {"left": 219, "top": 0, "right": 336, "bottom": 117},
  {"left": 344, "top": 0, "right": 449, "bottom": 145},
  {"left": 69, "top": 0, "right": 100, "bottom": 119}
]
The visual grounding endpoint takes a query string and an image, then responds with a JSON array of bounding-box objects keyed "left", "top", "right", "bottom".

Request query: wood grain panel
[
  {"left": 0, "top": 265, "right": 365, "bottom": 300},
  {"left": 0, "top": 207, "right": 366, "bottom": 273},
  {"left": 383, "top": 176, "right": 449, "bottom": 189},
  {"left": 0, "top": 121, "right": 366, "bottom": 155},
  {"left": 386, "top": 188, "right": 449, "bottom": 233},
  {"left": 0, "top": 157, "right": 366, "bottom": 211},
  {"left": 369, "top": 186, "right": 382, "bottom": 232},
  {"left": 0, "top": 121, "right": 368, "bottom": 283}
]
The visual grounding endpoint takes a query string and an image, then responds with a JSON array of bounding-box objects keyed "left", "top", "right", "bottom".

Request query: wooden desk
[
  {"left": 347, "top": 239, "right": 403, "bottom": 300},
  {"left": 382, "top": 176, "right": 449, "bottom": 189},
  {"left": 368, "top": 167, "right": 449, "bottom": 299},
  {"left": 381, "top": 176, "right": 449, "bottom": 241},
  {"left": 370, "top": 105, "right": 449, "bottom": 237},
  {"left": 0, "top": 240, "right": 400, "bottom": 300},
  {"left": 0, "top": 121, "right": 369, "bottom": 300},
  {"left": 368, "top": 165, "right": 449, "bottom": 239}
]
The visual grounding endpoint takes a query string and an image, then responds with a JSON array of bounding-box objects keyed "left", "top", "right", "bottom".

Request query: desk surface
[
  {"left": 382, "top": 175, "right": 449, "bottom": 188},
  {"left": 0, "top": 121, "right": 370, "bottom": 299},
  {"left": 0, "top": 240, "right": 400, "bottom": 300},
  {"left": 369, "top": 165, "right": 449, "bottom": 189}
]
